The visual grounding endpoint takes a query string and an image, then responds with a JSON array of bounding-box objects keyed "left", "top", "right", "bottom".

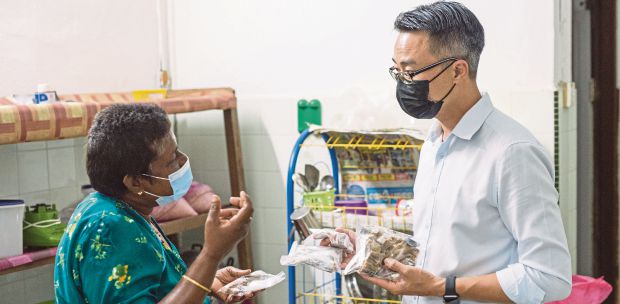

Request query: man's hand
[
  {"left": 360, "top": 258, "right": 445, "bottom": 297},
  {"left": 211, "top": 266, "right": 259, "bottom": 303},
  {"left": 319, "top": 227, "right": 356, "bottom": 269}
]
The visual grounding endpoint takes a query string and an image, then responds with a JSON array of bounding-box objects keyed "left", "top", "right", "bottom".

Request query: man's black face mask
[{"left": 392, "top": 58, "right": 457, "bottom": 119}]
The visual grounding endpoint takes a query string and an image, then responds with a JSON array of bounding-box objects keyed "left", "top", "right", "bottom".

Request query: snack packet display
[
  {"left": 343, "top": 225, "right": 419, "bottom": 280},
  {"left": 280, "top": 242, "right": 343, "bottom": 273},
  {"left": 304, "top": 229, "right": 354, "bottom": 254},
  {"left": 218, "top": 270, "right": 285, "bottom": 296}
]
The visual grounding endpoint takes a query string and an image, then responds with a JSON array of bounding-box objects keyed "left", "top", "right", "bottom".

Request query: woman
[{"left": 54, "top": 104, "right": 255, "bottom": 304}]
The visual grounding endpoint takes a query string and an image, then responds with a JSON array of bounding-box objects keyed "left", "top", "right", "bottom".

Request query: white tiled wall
[
  {"left": 0, "top": 264, "right": 55, "bottom": 304},
  {"left": 0, "top": 139, "right": 89, "bottom": 303},
  {"left": 0, "top": 139, "right": 89, "bottom": 206}
]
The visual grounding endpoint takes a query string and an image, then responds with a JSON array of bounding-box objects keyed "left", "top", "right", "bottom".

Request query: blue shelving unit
[{"left": 286, "top": 129, "right": 341, "bottom": 304}]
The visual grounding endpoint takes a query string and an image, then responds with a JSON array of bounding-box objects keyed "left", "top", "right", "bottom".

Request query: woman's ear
[
  {"left": 123, "top": 175, "right": 144, "bottom": 196},
  {"left": 453, "top": 60, "right": 470, "bottom": 82}
]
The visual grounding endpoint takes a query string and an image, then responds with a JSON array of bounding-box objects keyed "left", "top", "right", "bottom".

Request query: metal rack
[{"left": 286, "top": 128, "right": 422, "bottom": 304}]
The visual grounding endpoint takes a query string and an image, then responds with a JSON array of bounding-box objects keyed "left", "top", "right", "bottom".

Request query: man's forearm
[
  {"left": 457, "top": 273, "right": 511, "bottom": 303},
  {"left": 430, "top": 273, "right": 512, "bottom": 303}
]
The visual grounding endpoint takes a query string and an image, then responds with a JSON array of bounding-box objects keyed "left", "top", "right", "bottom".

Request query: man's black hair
[{"left": 395, "top": 1, "right": 485, "bottom": 78}]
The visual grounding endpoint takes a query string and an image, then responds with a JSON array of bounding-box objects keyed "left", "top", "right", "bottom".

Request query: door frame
[{"left": 589, "top": 0, "right": 618, "bottom": 301}]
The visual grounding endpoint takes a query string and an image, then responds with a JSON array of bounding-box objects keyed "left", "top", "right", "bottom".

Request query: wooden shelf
[
  {"left": 159, "top": 213, "right": 209, "bottom": 235},
  {"left": 0, "top": 90, "right": 254, "bottom": 280},
  {"left": 0, "top": 256, "right": 55, "bottom": 276},
  {"left": 0, "top": 215, "right": 210, "bottom": 276}
]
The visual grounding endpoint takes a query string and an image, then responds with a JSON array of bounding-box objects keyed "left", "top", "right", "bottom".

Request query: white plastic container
[{"left": 0, "top": 200, "right": 25, "bottom": 259}]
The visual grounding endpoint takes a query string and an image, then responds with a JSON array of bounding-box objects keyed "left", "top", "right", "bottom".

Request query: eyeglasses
[{"left": 389, "top": 57, "right": 458, "bottom": 84}]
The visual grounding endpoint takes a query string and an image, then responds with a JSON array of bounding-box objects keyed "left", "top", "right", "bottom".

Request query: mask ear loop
[
  {"left": 428, "top": 59, "right": 458, "bottom": 102},
  {"left": 142, "top": 174, "right": 170, "bottom": 181},
  {"left": 429, "top": 60, "right": 457, "bottom": 82},
  {"left": 438, "top": 83, "right": 457, "bottom": 102},
  {"left": 139, "top": 174, "right": 169, "bottom": 199}
]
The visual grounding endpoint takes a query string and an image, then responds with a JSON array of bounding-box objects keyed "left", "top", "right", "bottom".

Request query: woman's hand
[
  {"left": 319, "top": 227, "right": 356, "bottom": 269},
  {"left": 202, "top": 192, "right": 254, "bottom": 261},
  {"left": 211, "top": 267, "right": 259, "bottom": 303}
]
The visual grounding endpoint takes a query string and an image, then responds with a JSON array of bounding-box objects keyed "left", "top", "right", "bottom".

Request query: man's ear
[
  {"left": 453, "top": 59, "right": 470, "bottom": 82},
  {"left": 123, "top": 175, "right": 144, "bottom": 195}
]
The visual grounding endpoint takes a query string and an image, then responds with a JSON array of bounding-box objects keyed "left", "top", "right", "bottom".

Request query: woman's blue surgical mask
[{"left": 142, "top": 152, "right": 193, "bottom": 206}]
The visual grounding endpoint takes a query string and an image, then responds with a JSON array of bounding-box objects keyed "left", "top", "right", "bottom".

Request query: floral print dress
[{"left": 54, "top": 192, "right": 210, "bottom": 304}]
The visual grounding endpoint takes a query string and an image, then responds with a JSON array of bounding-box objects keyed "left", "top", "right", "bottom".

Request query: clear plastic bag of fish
[
  {"left": 343, "top": 225, "right": 419, "bottom": 280},
  {"left": 218, "top": 270, "right": 286, "bottom": 296},
  {"left": 304, "top": 229, "right": 354, "bottom": 254},
  {"left": 280, "top": 242, "right": 343, "bottom": 273}
]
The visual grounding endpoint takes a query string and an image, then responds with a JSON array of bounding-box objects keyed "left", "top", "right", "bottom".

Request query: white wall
[
  {"left": 0, "top": 1, "right": 160, "bottom": 302},
  {"left": 169, "top": 0, "right": 559, "bottom": 302}
]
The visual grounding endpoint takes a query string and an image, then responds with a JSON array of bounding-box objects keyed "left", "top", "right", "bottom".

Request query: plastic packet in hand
[
  {"left": 304, "top": 229, "right": 354, "bottom": 254},
  {"left": 343, "top": 225, "right": 419, "bottom": 280},
  {"left": 218, "top": 270, "right": 286, "bottom": 296},
  {"left": 280, "top": 242, "right": 343, "bottom": 273}
]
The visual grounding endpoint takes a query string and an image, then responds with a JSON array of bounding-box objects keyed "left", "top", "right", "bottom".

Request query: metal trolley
[{"left": 286, "top": 128, "right": 423, "bottom": 304}]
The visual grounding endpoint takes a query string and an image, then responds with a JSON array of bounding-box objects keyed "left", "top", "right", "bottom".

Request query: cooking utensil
[
  {"left": 293, "top": 173, "right": 310, "bottom": 192},
  {"left": 290, "top": 207, "right": 321, "bottom": 240},
  {"left": 305, "top": 164, "right": 320, "bottom": 191},
  {"left": 345, "top": 273, "right": 374, "bottom": 299},
  {"left": 319, "top": 175, "right": 335, "bottom": 191}
]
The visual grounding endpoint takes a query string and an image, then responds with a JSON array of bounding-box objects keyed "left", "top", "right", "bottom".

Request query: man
[{"left": 327, "top": 2, "right": 572, "bottom": 303}]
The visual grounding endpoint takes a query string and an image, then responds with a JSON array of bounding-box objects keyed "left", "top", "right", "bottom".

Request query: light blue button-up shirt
[{"left": 403, "top": 93, "right": 572, "bottom": 304}]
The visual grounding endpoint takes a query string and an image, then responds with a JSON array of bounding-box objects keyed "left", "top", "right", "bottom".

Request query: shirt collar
[
  {"left": 426, "top": 120, "right": 443, "bottom": 142},
  {"left": 451, "top": 93, "right": 494, "bottom": 140},
  {"left": 426, "top": 93, "right": 494, "bottom": 142}
]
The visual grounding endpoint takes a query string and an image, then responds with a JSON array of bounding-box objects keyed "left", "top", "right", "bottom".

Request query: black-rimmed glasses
[{"left": 389, "top": 57, "right": 458, "bottom": 84}]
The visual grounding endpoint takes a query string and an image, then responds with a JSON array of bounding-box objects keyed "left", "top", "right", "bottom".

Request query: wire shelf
[
  {"left": 298, "top": 293, "right": 401, "bottom": 304},
  {"left": 307, "top": 205, "right": 413, "bottom": 233},
  {"left": 295, "top": 269, "right": 402, "bottom": 304},
  {"left": 287, "top": 129, "right": 420, "bottom": 304},
  {"left": 335, "top": 194, "right": 411, "bottom": 200},
  {"left": 300, "top": 134, "right": 422, "bottom": 150},
  {"left": 340, "top": 165, "right": 417, "bottom": 170}
]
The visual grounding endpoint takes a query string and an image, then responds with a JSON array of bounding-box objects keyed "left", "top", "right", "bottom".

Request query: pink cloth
[
  {"left": 0, "top": 247, "right": 58, "bottom": 272},
  {"left": 149, "top": 182, "right": 216, "bottom": 222},
  {"left": 184, "top": 182, "right": 216, "bottom": 214},
  {"left": 548, "top": 275, "right": 613, "bottom": 304},
  {"left": 150, "top": 197, "right": 198, "bottom": 222}
]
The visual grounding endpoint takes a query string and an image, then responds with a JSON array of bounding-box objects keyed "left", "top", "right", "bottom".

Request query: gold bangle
[{"left": 182, "top": 275, "right": 213, "bottom": 295}]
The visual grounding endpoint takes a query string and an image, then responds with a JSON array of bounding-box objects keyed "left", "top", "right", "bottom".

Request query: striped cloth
[{"left": 0, "top": 88, "right": 236, "bottom": 144}]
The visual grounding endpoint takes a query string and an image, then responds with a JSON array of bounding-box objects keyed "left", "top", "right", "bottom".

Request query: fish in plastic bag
[
  {"left": 218, "top": 270, "right": 286, "bottom": 296},
  {"left": 304, "top": 229, "right": 354, "bottom": 254},
  {"left": 343, "top": 225, "right": 419, "bottom": 280},
  {"left": 280, "top": 242, "right": 343, "bottom": 273}
]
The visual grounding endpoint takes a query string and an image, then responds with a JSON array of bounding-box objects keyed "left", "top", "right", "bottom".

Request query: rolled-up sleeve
[{"left": 495, "top": 142, "right": 572, "bottom": 303}]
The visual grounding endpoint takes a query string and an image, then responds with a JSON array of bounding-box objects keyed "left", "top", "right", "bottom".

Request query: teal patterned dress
[{"left": 54, "top": 192, "right": 210, "bottom": 304}]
